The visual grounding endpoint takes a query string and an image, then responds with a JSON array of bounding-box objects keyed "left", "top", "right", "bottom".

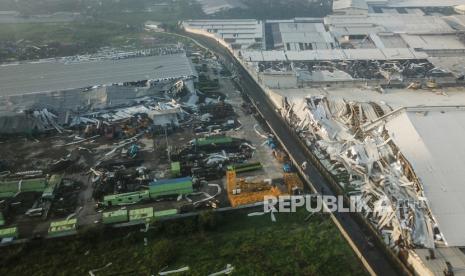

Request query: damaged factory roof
[
  {"left": 0, "top": 53, "right": 196, "bottom": 96},
  {"left": 378, "top": 106, "right": 465, "bottom": 247},
  {"left": 240, "top": 48, "right": 427, "bottom": 62}
]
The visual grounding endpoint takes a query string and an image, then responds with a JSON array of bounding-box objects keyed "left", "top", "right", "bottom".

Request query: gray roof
[
  {"left": 333, "top": 0, "right": 368, "bottom": 10},
  {"left": 385, "top": 106, "right": 465, "bottom": 246},
  {"left": 0, "top": 54, "right": 195, "bottom": 97}
]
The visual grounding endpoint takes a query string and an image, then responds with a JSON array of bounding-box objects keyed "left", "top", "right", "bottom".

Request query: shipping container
[
  {"left": 48, "top": 218, "right": 77, "bottom": 236},
  {"left": 103, "top": 190, "right": 150, "bottom": 206},
  {"left": 0, "top": 178, "right": 47, "bottom": 198},
  {"left": 129, "top": 207, "right": 154, "bottom": 222},
  {"left": 0, "top": 226, "right": 17, "bottom": 238},
  {"left": 149, "top": 177, "right": 193, "bottom": 198},
  {"left": 154, "top": 209, "right": 178, "bottom": 218},
  {"left": 102, "top": 209, "right": 128, "bottom": 224}
]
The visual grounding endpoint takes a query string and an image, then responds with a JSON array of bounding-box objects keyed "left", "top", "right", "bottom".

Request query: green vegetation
[
  {"left": 0, "top": 208, "right": 367, "bottom": 275},
  {"left": 0, "top": 0, "right": 204, "bottom": 62},
  {"left": 0, "top": 0, "right": 333, "bottom": 62}
]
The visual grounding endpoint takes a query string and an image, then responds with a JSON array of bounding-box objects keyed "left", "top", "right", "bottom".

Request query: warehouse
[
  {"left": 0, "top": 53, "right": 196, "bottom": 97},
  {"left": 381, "top": 106, "right": 465, "bottom": 247},
  {"left": 182, "top": 19, "right": 264, "bottom": 49},
  {"left": 267, "top": 19, "right": 336, "bottom": 51},
  {"left": 333, "top": 0, "right": 369, "bottom": 15}
]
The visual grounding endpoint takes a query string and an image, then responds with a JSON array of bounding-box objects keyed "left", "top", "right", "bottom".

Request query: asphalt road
[{"left": 186, "top": 33, "right": 404, "bottom": 276}]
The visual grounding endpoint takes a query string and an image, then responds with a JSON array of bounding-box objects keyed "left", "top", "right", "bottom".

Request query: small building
[
  {"left": 48, "top": 218, "right": 77, "bottom": 237},
  {"left": 0, "top": 212, "right": 5, "bottom": 226},
  {"left": 129, "top": 207, "right": 154, "bottom": 222},
  {"left": 102, "top": 209, "right": 129, "bottom": 224},
  {"left": 149, "top": 177, "right": 193, "bottom": 199},
  {"left": 144, "top": 21, "right": 163, "bottom": 32},
  {"left": 102, "top": 190, "right": 150, "bottom": 207}
]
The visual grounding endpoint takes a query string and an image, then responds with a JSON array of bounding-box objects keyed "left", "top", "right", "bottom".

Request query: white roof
[
  {"left": 387, "top": 0, "right": 465, "bottom": 8},
  {"left": 401, "top": 34, "right": 465, "bottom": 50},
  {"left": 333, "top": 0, "right": 368, "bottom": 10},
  {"left": 240, "top": 51, "right": 287, "bottom": 62},
  {"left": 182, "top": 19, "right": 263, "bottom": 48},
  {"left": 384, "top": 107, "right": 465, "bottom": 246},
  {"left": 326, "top": 14, "right": 455, "bottom": 35},
  {"left": 241, "top": 48, "right": 426, "bottom": 62},
  {"left": 0, "top": 54, "right": 195, "bottom": 96},
  {"left": 343, "top": 48, "right": 386, "bottom": 60}
]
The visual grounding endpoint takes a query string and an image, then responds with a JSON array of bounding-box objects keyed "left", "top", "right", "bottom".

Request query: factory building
[
  {"left": 333, "top": 0, "right": 369, "bottom": 15},
  {"left": 182, "top": 5, "right": 465, "bottom": 274},
  {"left": 182, "top": 19, "right": 264, "bottom": 50}
]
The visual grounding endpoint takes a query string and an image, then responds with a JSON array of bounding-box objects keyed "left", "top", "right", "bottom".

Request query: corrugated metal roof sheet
[{"left": 384, "top": 107, "right": 465, "bottom": 246}]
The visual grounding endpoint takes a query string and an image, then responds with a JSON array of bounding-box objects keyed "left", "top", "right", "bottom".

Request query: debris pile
[
  {"left": 256, "top": 59, "right": 453, "bottom": 85},
  {"left": 284, "top": 95, "right": 438, "bottom": 250}
]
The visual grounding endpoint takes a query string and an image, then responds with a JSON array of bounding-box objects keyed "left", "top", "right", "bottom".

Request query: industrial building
[
  {"left": 265, "top": 19, "right": 336, "bottom": 51},
  {"left": 182, "top": 19, "right": 264, "bottom": 50},
  {"left": 182, "top": 4, "right": 465, "bottom": 274},
  {"left": 197, "top": 0, "right": 245, "bottom": 15},
  {"left": 0, "top": 53, "right": 195, "bottom": 97},
  {"left": 333, "top": 0, "right": 369, "bottom": 15}
]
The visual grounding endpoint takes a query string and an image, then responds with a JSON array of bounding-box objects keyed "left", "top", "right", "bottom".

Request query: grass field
[{"left": 0, "top": 208, "right": 367, "bottom": 275}]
